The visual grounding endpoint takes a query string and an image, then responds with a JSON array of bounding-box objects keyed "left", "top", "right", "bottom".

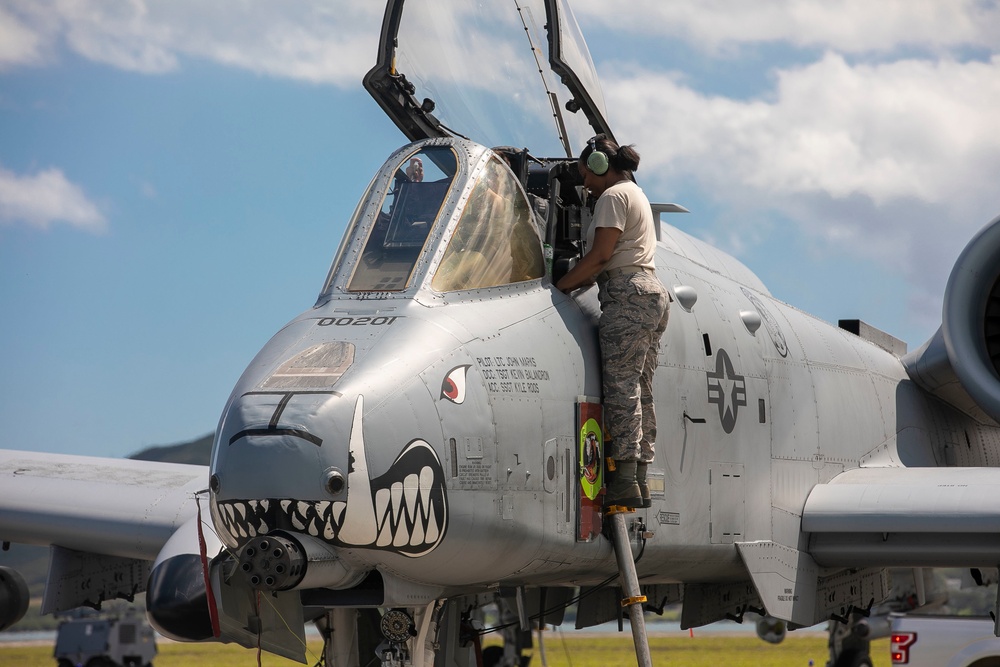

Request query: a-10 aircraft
[{"left": 3, "top": 1, "right": 1000, "bottom": 666}]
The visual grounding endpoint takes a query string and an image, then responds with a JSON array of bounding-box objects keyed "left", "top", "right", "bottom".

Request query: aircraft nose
[
  {"left": 209, "top": 389, "right": 349, "bottom": 545},
  {"left": 213, "top": 390, "right": 342, "bottom": 499},
  {"left": 210, "top": 388, "right": 449, "bottom": 561}
]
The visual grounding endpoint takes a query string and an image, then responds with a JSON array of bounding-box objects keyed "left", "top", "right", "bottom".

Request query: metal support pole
[
  {"left": 323, "top": 608, "right": 361, "bottom": 667},
  {"left": 607, "top": 508, "right": 652, "bottom": 667}
]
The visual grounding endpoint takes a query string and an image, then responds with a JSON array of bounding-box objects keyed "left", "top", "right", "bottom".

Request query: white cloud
[
  {"left": 1, "top": 0, "right": 383, "bottom": 83},
  {"left": 0, "top": 6, "right": 46, "bottom": 69},
  {"left": 610, "top": 52, "right": 1000, "bottom": 235},
  {"left": 573, "top": 0, "right": 1000, "bottom": 54},
  {"left": 0, "top": 164, "right": 107, "bottom": 232},
  {"left": 604, "top": 51, "right": 1000, "bottom": 341},
  {"left": 0, "top": 0, "right": 538, "bottom": 93}
]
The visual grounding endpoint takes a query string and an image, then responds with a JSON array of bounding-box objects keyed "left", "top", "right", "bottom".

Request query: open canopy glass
[{"left": 363, "top": 0, "right": 614, "bottom": 158}]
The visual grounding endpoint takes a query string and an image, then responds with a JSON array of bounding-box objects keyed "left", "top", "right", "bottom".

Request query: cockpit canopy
[
  {"left": 324, "top": 0, "right": 617, "bottom": 299},
  {"left": 324, "top": 139, "right": 545, "bottom": 297},
  {"left": 363, "top": 0, "right": 614, "bottom": 156},
  {"left": 430, "top": 154, "right": 544, "bottom": 292}
]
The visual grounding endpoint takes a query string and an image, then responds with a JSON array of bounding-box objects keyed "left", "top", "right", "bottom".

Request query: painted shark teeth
[
  {"left": 212, "top": 445, "right": 447, "bottom": 558},
  {"left": 372, "top": 465, "right": 442, "bottom": 550},
  {"left": 213, "top": 466, "right": 446, "bottom": 557},
  {"left": 211, "top": 397, "right": 448, "bottom": 557}
]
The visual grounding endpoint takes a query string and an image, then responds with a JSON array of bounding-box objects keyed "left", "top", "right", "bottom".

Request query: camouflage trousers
[{"left": 598, "top": 271, "right": 670, "bottom": 462}]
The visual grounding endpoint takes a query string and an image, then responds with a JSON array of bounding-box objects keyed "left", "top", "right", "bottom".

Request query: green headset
[{"left": 586, "top": 137, "right": 611, "bottom": 175}]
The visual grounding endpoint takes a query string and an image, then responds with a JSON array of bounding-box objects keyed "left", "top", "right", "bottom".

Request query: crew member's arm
[{"left": 555, "top": 227, "right": 622, "bottom": 293}]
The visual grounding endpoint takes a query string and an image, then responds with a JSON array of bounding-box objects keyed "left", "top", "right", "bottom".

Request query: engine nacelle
[
  {"left": 943, "top": 213, "right": 1000, "bottom": 419},
  {"left": 0, "top": 566, "right": 29, "bottom": 631},
  {"left": 904, "top": 213, "right": 1000, "bottom": 423}
]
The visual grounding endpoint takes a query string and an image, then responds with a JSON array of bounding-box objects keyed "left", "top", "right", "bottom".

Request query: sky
[{"left": 1, "top": 0, "right": 998, "bottom": 459}]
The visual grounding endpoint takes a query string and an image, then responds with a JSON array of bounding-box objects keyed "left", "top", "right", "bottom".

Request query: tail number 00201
[{"left": 317, "top": 316, "right": 400, "bottom": 327}]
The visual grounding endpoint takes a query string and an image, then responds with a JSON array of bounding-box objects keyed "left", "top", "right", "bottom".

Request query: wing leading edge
[
  {"left": 802, "top": 466, "right": 1000, "bottom": 567},
  {"left": 0, "top": 449, "right": 207, "bottom": 561}
]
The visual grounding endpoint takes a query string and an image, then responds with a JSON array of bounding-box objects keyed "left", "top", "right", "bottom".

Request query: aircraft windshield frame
[
  {"left": 430, "top": 154, "right": 545, "bottom": 293},
  {"left": 323, "top": 138, "right": 546, "bottom": 298},
  {"left": 363, "top": 0, "right": 615, "bottom": 156},
  {"left": 342, "top": 144, "right": 459, "bottom": 293}
]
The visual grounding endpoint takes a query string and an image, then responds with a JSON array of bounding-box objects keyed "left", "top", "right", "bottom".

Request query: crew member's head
[
  {"left": 579, "top": 134, "right": 640, "bottom": 197},
  {"left": 406, "top": 157, "right": 424, "bottom": 182}
]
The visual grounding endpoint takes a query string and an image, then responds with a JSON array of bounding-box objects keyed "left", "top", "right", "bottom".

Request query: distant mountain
[{"left": 129, "top": 433, "right": 214, "bottom": 465}]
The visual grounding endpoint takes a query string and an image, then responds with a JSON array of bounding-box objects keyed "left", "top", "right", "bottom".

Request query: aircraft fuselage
[{"left": 208, "top": 139, "right": 993, "bottom": 603}]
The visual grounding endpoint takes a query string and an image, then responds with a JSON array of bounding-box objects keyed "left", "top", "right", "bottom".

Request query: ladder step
[{"left": 620, "top": 595, "right": 648, "bottom": 608}]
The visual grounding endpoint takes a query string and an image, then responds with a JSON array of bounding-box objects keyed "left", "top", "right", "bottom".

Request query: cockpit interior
[{"left": 325, "top": 140, "right": 588, "bottom": 298}]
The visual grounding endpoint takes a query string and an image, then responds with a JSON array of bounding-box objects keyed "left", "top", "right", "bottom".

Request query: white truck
[
  {"left": 53, "top": 609, "right": 157, "bottom": 667},
  {"left": 889, "top": 613, "right": 1000, "bottom": 667}
]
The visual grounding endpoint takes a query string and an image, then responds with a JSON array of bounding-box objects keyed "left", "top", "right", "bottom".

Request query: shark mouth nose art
[{"left": 214, "top": 396, "right": 448, "bottom": 558}]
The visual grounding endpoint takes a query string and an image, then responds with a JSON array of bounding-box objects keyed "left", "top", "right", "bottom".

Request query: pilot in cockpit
[{"left": 405, "top": 157, "right": 424, "bottom": 182}]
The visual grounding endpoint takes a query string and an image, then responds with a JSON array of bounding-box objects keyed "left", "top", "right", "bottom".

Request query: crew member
[{"left": 556, "top": 134, "right": 670, "bottom": 508}]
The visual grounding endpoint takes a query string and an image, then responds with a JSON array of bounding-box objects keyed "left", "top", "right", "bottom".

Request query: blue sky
[{"left": 1, "top": 0, "right": 998, "bottom": 458}]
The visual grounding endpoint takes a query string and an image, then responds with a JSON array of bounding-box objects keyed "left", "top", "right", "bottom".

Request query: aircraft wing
[
  {"left": 1, "top": 449, "right": 208, "bottom": 616},
  {"left": 802, "top": 465, "right": 1000, "bottom": 567},
  {"left": 730, "top": 465, "right": 1000, "bottom": 629},
  {"left": 0, "top": 449, "right": 206, "bottom": 561}
]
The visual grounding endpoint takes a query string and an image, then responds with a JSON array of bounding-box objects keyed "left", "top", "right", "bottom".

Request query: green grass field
[{"left": 0, "top": 635, "right": 891, "bottom": 667}]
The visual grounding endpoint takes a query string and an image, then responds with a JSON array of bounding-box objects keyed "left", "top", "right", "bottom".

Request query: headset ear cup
[{"left": 587, "top": 150, "right": 609, "bottom": 175}]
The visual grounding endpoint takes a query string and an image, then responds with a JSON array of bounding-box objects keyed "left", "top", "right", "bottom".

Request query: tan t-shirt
[{"left": 585, "top": 180, "right": 656, "bottom": 272}]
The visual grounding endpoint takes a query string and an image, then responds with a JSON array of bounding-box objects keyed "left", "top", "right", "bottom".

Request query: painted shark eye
[
  {"left": 324, "top": 469, "right": 346, "bottom": 496},
  {"left": 440, "top": 365, "right": 470, "bottom": 404}
]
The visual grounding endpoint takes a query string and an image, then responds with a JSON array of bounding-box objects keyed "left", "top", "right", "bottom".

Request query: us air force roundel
[{"left": 706, "top": 349, "right": 747, "bottom": 433}]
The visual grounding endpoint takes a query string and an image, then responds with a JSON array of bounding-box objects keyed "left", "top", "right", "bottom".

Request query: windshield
[
  {"left": 431, "top": 156, "right": 545, "bottom": 292},
  {"left": 347, "top": 145, "right": 458, "bottom": 292},
  {"left": 367, "top": 0, "right": 612, "bottom": 156}
]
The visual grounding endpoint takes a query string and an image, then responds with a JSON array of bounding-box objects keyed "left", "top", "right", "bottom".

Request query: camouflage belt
[{"left": 599, "top": 266, "right": 653, "bottom": 282}]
